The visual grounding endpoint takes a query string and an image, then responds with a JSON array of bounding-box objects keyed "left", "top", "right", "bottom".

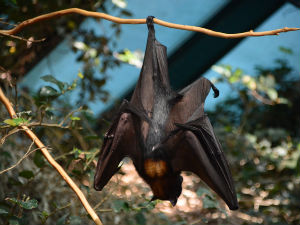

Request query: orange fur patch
[{"left": 144, "top": 159, "right": 167, "bottom": 178}]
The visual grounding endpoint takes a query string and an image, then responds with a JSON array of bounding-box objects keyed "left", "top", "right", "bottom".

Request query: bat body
[{"left": 94, "top": 17, "right": 238, "bottom": 210}]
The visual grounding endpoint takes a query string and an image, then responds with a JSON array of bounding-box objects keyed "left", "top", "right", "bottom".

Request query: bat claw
[{"left": 169, "top": 199, "right": 177, "bottom": 206}]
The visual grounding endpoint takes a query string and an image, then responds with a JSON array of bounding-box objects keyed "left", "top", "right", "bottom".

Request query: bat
[{"left": 94, "top": 16, "right": 238, "bottom": 210}]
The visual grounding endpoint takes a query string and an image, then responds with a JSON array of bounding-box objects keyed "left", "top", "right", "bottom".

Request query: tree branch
[
  {"left": 0, "top": 8, "right": 298, "bottom": 39},
  {"left": 0, "top": 88, "right": 103, "bottom": 225}
]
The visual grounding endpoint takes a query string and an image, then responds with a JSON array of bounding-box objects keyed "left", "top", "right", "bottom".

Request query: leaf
[
  {"left": 112, "top": 200, "right": 129, "bottom": 213},
  {"left": 39, "top": 86, "right": 60, "bottom": 98},
  {"left": 121, "top": 9, "right": 132, "bottom": 17},
  {"left": 70, "top": 116, "right": 80, "bottom": 121},
  {"left": 112, "top": 0, "right": 127, "bottom": 8},
  {"left": 266, "top": 89, "right": 278, "bottom": 101},
  {"left": 279, "top": 46, "right": 293, "bottom": 55},
  {"left": 229, "top": 68, "right": 243, "bottom": 83},
  {"left": 6, "top": 198, "right": 38, "bottom": 209},
  {"left": 135, "top": 212, "right": 146, "bottom": 225},
  {"left": 56, "top": 214, "right": 69, "bottom": 225},
  {"left": 19, "top": 170, "right": 34, "bottom": 179},
  {"left": 9, "top": 218, "right": 20, "bottom": 225},
  {"left": 41, "top": 75, "right": 66, "bottom": 91},
  {"left": 196, "top": 187, "right": 212, "bottom": 197},
  {"left": 202, "top": 195, "right": 218, "bottom": 209},
  {"left": 33, "top": 151, "right": 45, "bottom": 168},
  {"left": 77, "top": 71, "right": 84, "bottom": 79},
  {"left": 4, "top": 118, "right": 28, "bottom": 126},
  {"left": 0, "top": 208, "right": 8, "bottom": 214}
]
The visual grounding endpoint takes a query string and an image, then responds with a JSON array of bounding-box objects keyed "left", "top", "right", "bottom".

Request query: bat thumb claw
[{"left": 210, "top": 82, "right": 219, "bottom": 98}]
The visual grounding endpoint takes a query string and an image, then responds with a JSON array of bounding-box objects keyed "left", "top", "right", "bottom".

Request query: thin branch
[
  {"left": 0, "top": 127, "right": 20, "bottom": 145},
  {"left": 0, "top": 88, "right": 103, "bottom": 225},
  {"left": 0, "top": 8, "right": 298, "bottom": 39},
  {"left": 0, "top": 122, "right": 81, "bottom": 130},
  {"left": 250, "top": 90, "right": 274, "bottom": 105},
  {"left": 0, "top": 141, "right": 38, "bottom": 175},
  {"left": 0, "top": 32, "right": 46, "bottom": 43}
]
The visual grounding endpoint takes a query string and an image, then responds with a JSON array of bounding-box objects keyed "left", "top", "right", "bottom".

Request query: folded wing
[
  {"left": 166, "top": 78, "right": 238, "bottom": 210},
  {"left": 94, "top": 105, "right": 140, "bottom": 191}
]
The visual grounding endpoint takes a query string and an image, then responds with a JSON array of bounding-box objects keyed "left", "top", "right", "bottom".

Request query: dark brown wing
[
  {"left": 94, "top": 105, "right": 141, "bottom": 190},
  {"left": 165, "top": 77, "right": 218, "bottom": 132},
  {"left": 165, "top": 78, "right": 238, "bottom": 210},
  {"left": 130, "top": 16, "right": 172, "bottom": 113}
]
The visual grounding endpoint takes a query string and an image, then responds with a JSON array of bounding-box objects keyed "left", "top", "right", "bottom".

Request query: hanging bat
[{"left": 94, "top": 16, "right": 238, "bottom": 210}]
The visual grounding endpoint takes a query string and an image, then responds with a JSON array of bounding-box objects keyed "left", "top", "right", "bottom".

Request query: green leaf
[
  {"left": 267, "top": 88, "right": 278, "bottom": 101},
  {"left": 4, "top": 118, "right": 28, "bottom": 126},
  {"left": 6, "top": 198, "right": 38, "bottom": 210},
  {"left": 19, "top": 170, "right": 34, "bottom": 179},
  {"left": 39, "top": 86, "right": 60, "bottom": 98},
  {"left": 9, "top": 218, "right": 20, "bottom": 225},
  {"left": 196, "top": 187, "right": 212, "bottom": 197},
  {"left": 229, "top": 68, "right": 243, "bottom": 83},
  {"left": 70, "top": 116, "right": 80, "bottom": 121},
  {"left": 41, "top": 75, "right": 66, "bottom": 91},
  {"left": 112, "top": 200, "right": 129, "bottom": 213},
  {"left": 135, "top": 212, "right": 146, "bottom": 225},
  {"left": 0, "top": 208, "right": 8, "bottom": 214},
  {"left": 279, "top": 46, "right": 293, "bottom": 55},
  {"left": 20, "top": 199, "right": 38, "bottom": 209},
  {"left": 56, "top": 214, "right": 69, "bottom": 225},
  {"left": 33, "top": 151, "right": 45, "bottom": 168},
  {"left": 202, "top": 195, "right": 218, "bottom": 209}
]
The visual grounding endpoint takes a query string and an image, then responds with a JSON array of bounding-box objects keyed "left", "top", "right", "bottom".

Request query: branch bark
[
  {"left": 0, "top": 88, "right": 103, "bottom": 225},
  {"left": 0, "top": 8, "right": 299, "bottom": 39}
]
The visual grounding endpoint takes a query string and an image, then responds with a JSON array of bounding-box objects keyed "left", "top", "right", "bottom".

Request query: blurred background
[{"left": 0, "top": 0, "right": 299, "bottom": 224}]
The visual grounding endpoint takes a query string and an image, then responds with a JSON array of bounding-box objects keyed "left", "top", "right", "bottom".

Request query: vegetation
[{"left": 0, "top": 1, "right": 299, "bottom": 225}]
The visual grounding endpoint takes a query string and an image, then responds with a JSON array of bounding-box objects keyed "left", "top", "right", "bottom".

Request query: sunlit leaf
[
  {"left": 41, "top": 75, "right": 66, "bottom": 91},
  {"left": 112, "top": 0, "right": 127, "bottom": 8},
  {"left": 70, "top": 116, "right": 80, "bottom": 121},
  {"left": 39, "top": 86, "right": 60, "bottom": 97},
  {"left": 4, "top": 118, "right": 28, "bottom": 126},
  {"left": 267, "top": 89, "right": 278, "bottom": 101}
]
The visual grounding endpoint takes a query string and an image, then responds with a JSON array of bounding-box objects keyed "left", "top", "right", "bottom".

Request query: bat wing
[
  {"left": 165, "top": 77, "right": 218, "bottom": 132},
  {"left": 130, "top": 16, "right": 172, "bottom": 114},
  {"left": 165, "top": 78, "right": 238, "bottom": 210},
  {"left": 94, "top": 101, "right": 141, "bottom": 191}
]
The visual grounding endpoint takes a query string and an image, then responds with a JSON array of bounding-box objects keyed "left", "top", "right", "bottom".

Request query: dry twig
[
  {"left": 0, "top": 8, "right": 298, "bottom": 40},
  {"left": 0, "top": 87, "right": 103, "bottom": 225},
  {"left": 0, "top": 141, "right": 38, "bottom": 175}
]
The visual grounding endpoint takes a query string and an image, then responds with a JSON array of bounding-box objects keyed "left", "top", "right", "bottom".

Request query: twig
[
  {"left": 0, "top": 127, "right": 20, "bottom": 145},
  {"left": 0, "top": 87, "right": 103, "bottom": 225},
  {"left": 0, "top": 141, "right": 39, "bottom": 175},
  {"left": 0, "top": 122, "right": 82, "bottom": 130},
  {"left": 250, "top": 90, "right": 274, "bottom": 105},
  {"left": 0, "top": 32, "right": 46, "bottom": 43},
  {"left": 0, "top": 8, "right": 298, "bottom": 39}
]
